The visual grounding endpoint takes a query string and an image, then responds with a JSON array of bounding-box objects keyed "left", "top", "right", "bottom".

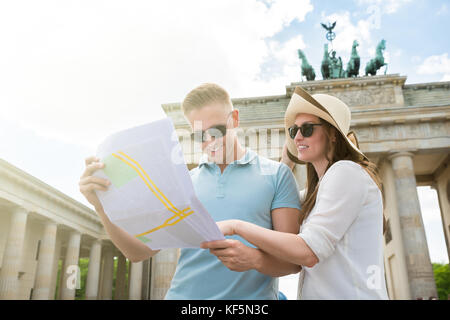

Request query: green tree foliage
[
  {"left": 53, "top": 257, "right": 128, "bottom": 300},
  {"left": 75, "top": 258, "right": 89, "bottom": 300},
  {"left": 433, "top": 263, "right": 450, "bottom": 300}
]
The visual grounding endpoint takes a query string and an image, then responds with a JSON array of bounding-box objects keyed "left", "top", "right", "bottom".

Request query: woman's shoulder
[
  {"left": 321, "top": 160, "right": 374, "bottom": 191},
  {"left": 325, "top": 160, "right": 365, "bottom": 179},
  {"left": 329, "top": 159, "right": 362, "bottom": 170}
]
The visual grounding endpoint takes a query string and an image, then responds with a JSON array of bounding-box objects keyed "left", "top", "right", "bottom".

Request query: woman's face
[{"left": 293, "top": 113, "right": 333, "bottom": 163}]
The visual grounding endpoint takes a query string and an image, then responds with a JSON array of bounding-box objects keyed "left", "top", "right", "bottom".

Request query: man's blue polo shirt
[{"left": 165, "top": 149, "right": 301, "bottom": 300}]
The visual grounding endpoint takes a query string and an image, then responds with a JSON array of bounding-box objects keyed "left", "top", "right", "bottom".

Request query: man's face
[{"left": 186, "top": 103, "right": 238, "bottom": 164}]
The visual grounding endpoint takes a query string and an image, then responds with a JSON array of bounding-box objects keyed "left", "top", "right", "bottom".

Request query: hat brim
[{"left": 284, "top": 87, "right": 368, "bottom": 164}]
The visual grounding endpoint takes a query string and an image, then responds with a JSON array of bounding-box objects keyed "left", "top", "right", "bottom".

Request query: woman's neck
[{"left": 312, "top": 157, "right": 330, "bottom": 181}]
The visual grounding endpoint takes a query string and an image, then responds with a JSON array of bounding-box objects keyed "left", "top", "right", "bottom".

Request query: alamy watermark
[{"left": 65, "top": 265, "right": 81, "bottom": 290}]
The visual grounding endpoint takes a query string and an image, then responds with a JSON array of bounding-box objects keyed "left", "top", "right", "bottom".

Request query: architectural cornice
[
  {"left": 351, "top": 104, "right": 450, "bottom": 127},
  {"left": 0, "top": 158, "right": 101, "bottom": 225},
  {"left": 161, "top": 94, "right": 288, "bottom": 113},
  {"left": 403, "top": 81, "right": 450, "bottom": 91},
  {"left": 286, "top": 74, "right": 408, "bottom": 96}
]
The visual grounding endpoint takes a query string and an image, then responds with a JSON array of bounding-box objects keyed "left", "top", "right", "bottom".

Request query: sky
[{"left": 0, "top": 0, "right": 449, "bottom": 299}]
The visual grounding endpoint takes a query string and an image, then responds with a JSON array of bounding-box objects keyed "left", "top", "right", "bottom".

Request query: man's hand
[
  {"left": 79, "top": 156, "right": 110, "bottom": 210},
  {"left": 201, "top": 239, "right": 260, "bottom": 272},
  {"left": 281, "top": 143, "right": 295, "bottom": 170}
]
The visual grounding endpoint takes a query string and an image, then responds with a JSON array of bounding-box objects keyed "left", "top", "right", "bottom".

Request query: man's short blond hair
[{"left": 181, "top": 83, "right": 233, "bottom": 115}]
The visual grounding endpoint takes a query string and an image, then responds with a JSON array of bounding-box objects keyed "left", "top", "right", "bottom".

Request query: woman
[{"left": 202, "top": 86, "right": 389, "bottom": 300}]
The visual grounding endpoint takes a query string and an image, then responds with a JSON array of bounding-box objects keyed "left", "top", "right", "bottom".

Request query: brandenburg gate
[
  {"left": 163, "top": 74, "right": 450, "bottom": 300},
  {"left": 1, "top": 74, "right": 449, "bottom": 300}
]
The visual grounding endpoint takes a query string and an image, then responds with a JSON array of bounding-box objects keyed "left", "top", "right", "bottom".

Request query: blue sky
[
  {"left": 264, "top": 0, "right": 450, "bottom": 84},
  {"left": 0, "top": 0, "right": 448, "bottom": 299}
]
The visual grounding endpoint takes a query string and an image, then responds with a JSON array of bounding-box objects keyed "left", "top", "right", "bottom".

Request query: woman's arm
[
  {"left": 204, "top": 238, "right": 301, "bottom": 276},
  {"left": 207, "top": 208, "right": 303, "bottom": 277},
  {"left": 203, "top": 219, "right": 318, "bottom": 268},
  {"left": 207, "top": 162, "right": 370, "bottom": 270},
  {"left": 255, "top": 248, "right": 303, "bottom": 276}
]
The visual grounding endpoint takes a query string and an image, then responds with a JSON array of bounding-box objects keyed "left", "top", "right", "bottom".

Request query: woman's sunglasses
[
  {"left": 191, "top": 124, "right": 228, "bottom": 143},
  {"left": 288, "top": 123, "right": 323, "bottom": 139}
]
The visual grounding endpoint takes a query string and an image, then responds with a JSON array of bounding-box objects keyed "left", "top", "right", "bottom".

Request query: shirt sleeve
[
  {"left": 271, "top": 162, "right": 302, "bottom": 211},
  {"left": 298, "top": 161, "right": 368, "bottom": 262}
]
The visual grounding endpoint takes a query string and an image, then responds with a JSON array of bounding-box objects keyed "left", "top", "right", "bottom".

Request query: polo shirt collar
[{"left": 198, "top": 148, "right": 257, "bottom": 168}]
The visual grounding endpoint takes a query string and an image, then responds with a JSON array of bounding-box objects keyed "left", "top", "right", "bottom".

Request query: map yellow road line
[
  {"left": 112, "top": 152, "right": 189, "bottom": 217},
  {"left": 135, "top": 209, "right": 194, "bottom": 237},
  {"left": 117, "top": 151, "right": 186, "bottom": 217},
  {"left": 111, "top": 151, "right": 195, "bottom": 238}
]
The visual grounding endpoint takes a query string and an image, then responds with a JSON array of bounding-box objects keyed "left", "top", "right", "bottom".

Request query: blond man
[{"left": 79, "top": 83, "right": 302, "bottom": 299}]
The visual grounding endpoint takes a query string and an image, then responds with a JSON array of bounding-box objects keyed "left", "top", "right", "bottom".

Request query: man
[{"left": 79, "top": 83, "right": 301, "bottom": 299}]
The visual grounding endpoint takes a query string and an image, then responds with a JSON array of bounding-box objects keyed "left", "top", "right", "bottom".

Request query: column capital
[
  {"left": 387, "top": 150, "right": 416, "bottom": 162},
  {"left": 68, "top": 229, "right": 82, "bottom": 237},
  {"left": 12, "top": 206, "right": 29, "bottom": 216},
  {"left": 42, "top": 219, "right": 59, "bottom": 227},
  {"left": 102, "top": 240, "right": 115, "bottom": 249},
  {"left": 91, "top": 239, "right": 103, "bottom": 246}
]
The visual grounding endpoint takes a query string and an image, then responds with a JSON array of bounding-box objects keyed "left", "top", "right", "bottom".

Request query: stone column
[
  {"left": 129, "top": 261, "right": 143, "bottom": 300},
  {"left": 100, "top": 244, "right": 114, "bottom": 300},
  {"left": 379, "top": 159, "right": 411, "bottom": 300},
  {"left": 85, "top": 240, "right": 102, "bottom": 300},
  {"left": 141, "top": 259, "right": 152, "bottom": 300},
  {"left": 432, "top": 163, "right": 450, "bottom": 264},
  {"left": 57, "top": 250, "right": 65, "bottom": 299},
  {"left": 32, "top": 221, "right": 58, "bottom": 300},
  {"left": 60, "top": 231, "right": 81, "bottom": 300},
  {"left": 389, "top": 152, "right": 438, "bottom": 299},
  {"left": 114, "top": 252, "right": 128, "bottom": 300},
  {"left": 0, "top": 207, "right": 29, "bottom": 300},
  {"left": 150, "top": 249, "right": 178, "bottom": 300},
  {"left": 49, "top": 238, "right": 62, "bottom": 300}
]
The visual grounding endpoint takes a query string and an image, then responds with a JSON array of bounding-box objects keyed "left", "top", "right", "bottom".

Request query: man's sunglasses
[
  {"left": 191, "top": 124, "right": 228, "bottom": 143},
  {"left": 288, "top": 123, "right": 323, "bottom": 139}
]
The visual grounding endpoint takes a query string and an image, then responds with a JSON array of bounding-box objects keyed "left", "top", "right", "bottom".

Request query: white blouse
[{"left": 297, "top": 160, "right": 389, "bottom": 300}]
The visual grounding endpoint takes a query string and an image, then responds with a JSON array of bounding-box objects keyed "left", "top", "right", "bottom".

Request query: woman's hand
[
  {"left": 216, "top": 219, "right": 239, "bottom": 236},
  {"left": 200, "top": 219, "right": 260, "bottom": 272}
]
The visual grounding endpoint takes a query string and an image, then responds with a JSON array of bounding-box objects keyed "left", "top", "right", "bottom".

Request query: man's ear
[{"left": 231, "top": 108, "right": 239, "bottom": 128}]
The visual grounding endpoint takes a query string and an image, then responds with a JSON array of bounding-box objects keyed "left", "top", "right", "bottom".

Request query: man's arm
[
  {"left": 252, "top": 207, "right": 302, "bottom": 276},
  {"left": 251, "top": 161, "right": 303, "bottom": 275},
  {"left": 204, "top": 208, "right": 302, "bottom": 277},
  {"left": 79, "top": 156, "right": 160, "bottom": 262},
  {"left": 94, "top": 206, "right": 159, "bottom": 262},
  {"left": 204, "top": 160, "right": 303, "bottom": 276}
]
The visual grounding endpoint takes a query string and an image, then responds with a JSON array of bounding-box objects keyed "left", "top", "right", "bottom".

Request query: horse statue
[
  {"left": 321, "top": 43, "right": 330, "bottom": 80},
  {"left": 345, "top": 40, "right": 360, "bottom": 78},
  {"left": 297, "top": 49, "right": 316, "bottom": 81},
  {"left": 365, "top": 39, "right": 388, "bottom": 76}
]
